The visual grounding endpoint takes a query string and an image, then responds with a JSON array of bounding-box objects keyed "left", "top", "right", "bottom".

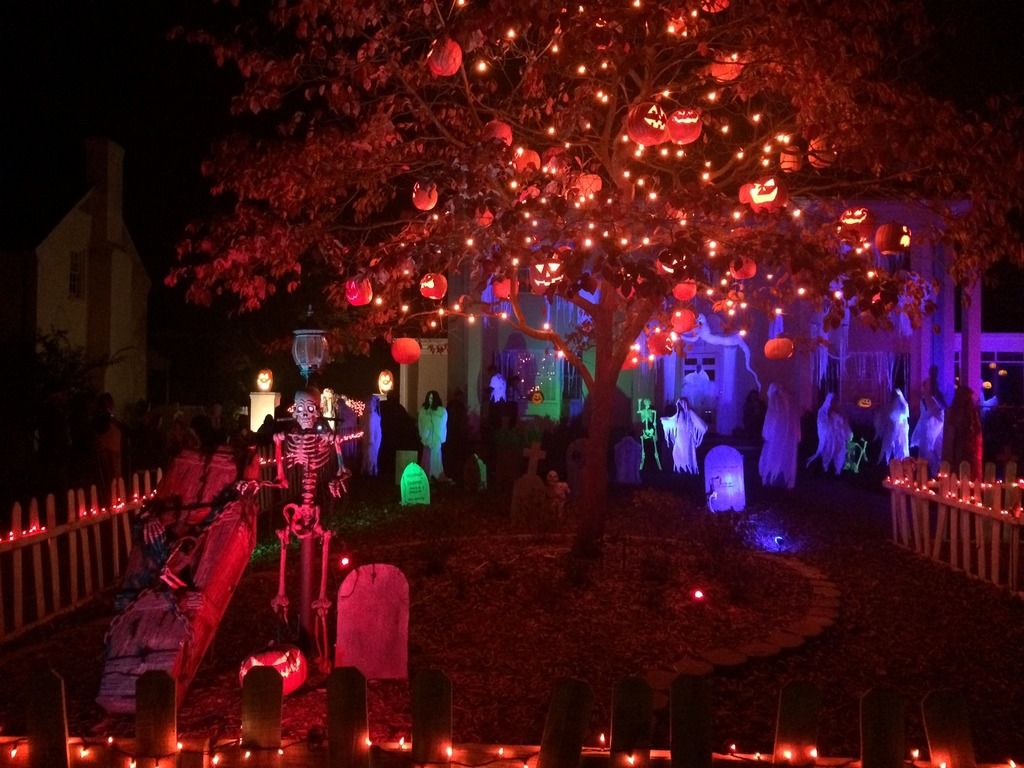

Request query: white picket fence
[
  {"left": 0, "top": 469, "right": 162, "bottom": 643},
  {"left": 885, "top": 458, "right": 1023, "bottom": 591}
]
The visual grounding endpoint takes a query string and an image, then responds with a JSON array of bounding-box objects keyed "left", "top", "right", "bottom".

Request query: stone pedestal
[{"left": 249, "top": 391, "right": 281, "bottom": 432}]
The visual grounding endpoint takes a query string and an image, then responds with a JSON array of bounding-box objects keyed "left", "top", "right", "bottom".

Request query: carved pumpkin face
[
  {"left": 626, "top": 102, "right": 668, "bottom": 146},
  {"left": 529, "top": 387, "right": 545, "bottom": 404},
  {"left": 412, "top": 182, "right": 438, "bottom": 211},
  {"left": 837, "top": 207, "right": 875, "bottom": 243},
  {"left": 531, "top": 249, "right": 567, "bottom": 292},
  {"left": 739, "top": 177, "right": 787, "bottom": 213},
  {"left": 857, "top": 397, "right": 873, "bottom": 409},
  {"left": 667, "top": 108, "right": 702, "bottom": 145},
  {"left": 702, "top": 0, "right": 729, "bottom": 11},
  {"left": 378, "top": 370, "right": 394, "bottom": 394},
  {"left": 655, "top": 248, "right": 686, "bottom": 276},
  {"left": 647, "top": 330, "right": 674, "bottom": 357},
  {"left": 256, "top": 369, "right": 273, "bottom": 392},
  {"left": 239, "top": 646, "right": 308, "bottom": 697},
  {"left": 427, "top": 37, "right": 462, "bottom": 77},
  {"left": 345, "top": 278, "right": 373, "bottom": 306},
  {"left": 875, "top": 222, "right": 912, "bottom": 254},
  {"left": 420, "top": 273, "right": 448, "bottom": 300}
]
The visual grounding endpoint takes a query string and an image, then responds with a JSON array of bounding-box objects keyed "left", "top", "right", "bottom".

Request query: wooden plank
[
  {"left": 12, "top": 502, "right": 24, "bottom": 632},
  {"left": 537, "top": 678, "right": 594, "bottom": 768},
  {"left": 921, "top": 690, "right": 976, "bottom": 768},
  {"left": 31, "top": 541, "right": 45, "bottom": 623},
  {"left": 242, "top": 665, "right": 283, "bottom": 766},
  {"left": 958, "top": 465, "right": 972, "bottom": 574},
  {"left": 93, "top": 488, "right": 107, "bottom": 589},
  {"left": 916, "top": 461, "right": 930, "bottom": 556},
  {"left": 327, "top": 667, "right": 370, "bottom": 768},
  {"left": 670, "top": 674, "right": 711, "bottom": 768},
  {"left": 120, "top": 507, "right": 133, "bottom": 564},
  {"left": 412, "top": 669, "right": 453, "bottom": 766},
  {"left": 974, "top": 515, "right": 987, "bottom": 581},
  {"left": 860, "top": 687, "right": 904, "bottom": 768},
  {"left": 79, "top": 489, "right": 94, "bottom": 598},
  {"left": 932, "top": 472, "right": 950, "bottom": 561},
  {"left": 67, "top": 490, "right": 79, "bottom": 606},
  {"left": 46, "top": 496, "right": 61, "bottom": 612},
  {"left": 773, "top": 680, "right": 820, "bottom": 765},
  {"left": 611, "top": 676, "right": 653, "bottom": 768},
  {"left": 27, "top": 669, "right": 70, "bottom": 768},
  {"left": 136, "top": 671, "right": 177, "bottom": 768}
]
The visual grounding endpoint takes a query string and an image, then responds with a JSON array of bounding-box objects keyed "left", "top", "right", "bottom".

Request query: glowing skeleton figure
[{"left": 271, "top": 388, "right": 349, "bottom": 669}]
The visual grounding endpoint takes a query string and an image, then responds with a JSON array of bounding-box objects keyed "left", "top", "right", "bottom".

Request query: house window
[{"left": 69, "top": 251, "right": 86, "bottom": 300}]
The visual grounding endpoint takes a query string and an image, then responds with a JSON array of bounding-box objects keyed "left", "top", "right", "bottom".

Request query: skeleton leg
[
  {"left": 312, "top": 530, "right": 333, "bottom": 673},
  {"left": 271, "top": 527, "right": 291, "bottom": 622}
]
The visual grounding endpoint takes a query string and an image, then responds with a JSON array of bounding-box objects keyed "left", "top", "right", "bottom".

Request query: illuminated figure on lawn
[
  {"left": 806, "top": 392, "right": 853, "bottom": 475},
  {"left": 759, "top": 383, "right": 800, "bottom": 489},
  {"left": 875, "top": 388, "right": 911, "bottom": 463},
  {"left": 636, "top": 398, "right": 662, "bottom": 470},
  {"left": 418, "top": 390, "right": 448, "bottom": 479},
  {"left": 661, "top": 396, "right": 708, "bottom": 474},
  {"left": 271, "top": 387, "right": 351, "bottom": 670}
]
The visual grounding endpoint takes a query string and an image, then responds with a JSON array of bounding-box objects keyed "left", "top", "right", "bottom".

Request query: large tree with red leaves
[{"left": 171, "top": 0, "right": 1023, "bottom": 551}]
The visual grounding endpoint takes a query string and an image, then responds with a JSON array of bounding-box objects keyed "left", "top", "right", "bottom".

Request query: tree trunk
[{"left": 573, "top": 375, "right": 616, "bottom": 556}]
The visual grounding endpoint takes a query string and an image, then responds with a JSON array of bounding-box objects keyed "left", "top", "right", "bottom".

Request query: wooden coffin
[{"left": 96, "top": 448, "right": 260, "bottom": 713}]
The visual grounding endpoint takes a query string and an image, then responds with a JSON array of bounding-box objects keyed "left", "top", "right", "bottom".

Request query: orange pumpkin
[
  {"left": 779, "top": 146, "right": 803, "bottom": 172},
  {"left": 513, "top": 147, "right": 542, "bottom": 174},
  {"left": 667, "top": 108, "right": 702, "bottom": 145},
  {"left": 671, "top": 308, "right": 697, "bottom": 334},
  {"left": 807, "top": 136, "right": 835, "bottom": 168},
  {"left": 672, "top": 279, "right": 698, "bottom": 302},
  {"left": 626, "top": 102, "right": 668, "bottom": 146},
  {"left": 420, "top": 273, "right": 448, "bottom": 300},
  {"left": 475, "top": 206, "right": 495, "bottom": 227},
  {"left": 875, "top": 222, "right": 912, "bottom": 255},
  {"left": 412, "top": 182, "right": 438, "bottom": 211},
  {"left": 255, "top": 369, "right": 274, "bottom": 392},
  {"left": 481, "top": 119, "right": 513, "bottom": 145},
  {"left": 702, "top": 0, "right": 729, "bottom": 11},
  {"left": 573, "top": 173, "right": 603, "bottom": 198},
  {"left": 729, "top": 256, "right": 757, "bottom": 280},
  {"left": 648, "top": 330, "right": 674, "bottom": 356},
  {"left": 837, "top": 206, "right": 875, "bottom": 243},
  {"left": 706, "top": 53, "right": 744, "bottom": 82},
  {"left": 491, "top": 276, "right": 512, "bottom": 299},
  {"left": 345, "top": 278, "right": 373, "bottom": 307},
  {"left": 427, "top": 37, "right": 462, "bottom": 77},
  {"left": 764, "top": 337, "right": 795, "bottom": 360},
  {"left": 391, "top": 338, "right": 422, "bottom": 365},
  {"left": 239, "top": 646, "right": 308, "bottom": 696},
  {"left": 739, "top": 177, "right": 787, "bottom": 213},
  {"left": 531, "top": 249, "right": 567, "bottom": 292}
]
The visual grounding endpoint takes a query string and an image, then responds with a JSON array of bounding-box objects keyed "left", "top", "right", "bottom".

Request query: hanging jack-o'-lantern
[
  {"left": 239, "top": 646, "right": 308, "bottom": 696},
  {"left": 837, "top": 207, "right": 875, "bottom": 243},
  {"left": 513, "top": 147, "right": 542, "bottom": 174},
  {"left": 655, "top": 249, "right": 688, "bottom": 276},
  {"left": 426, "top": 37, "right": 462, "bottom": 77},
  {"left": 615, "top": 263, "right": 646, "bottom": 300},
  {"left": 391, "top": 338, "right": 422, "bottom": 365},
  {"left": 481, "top": 119, "right": 513, "bottom": 145},
  {"left": 763, "top": 337, "right": 795, "bottom": 360},
  {"left": 706, "top": 53, "right": 744, "bottom": 82},
  {"left": 490, "top": 276, "right": 513, "bottom": 300},
  {"left": 702, "top": 0, "right": 730, "bottom": 11},
  {"left": 779, "top": 146, "right": 803, "bottom": 173},
  {"left": 420, "top": 273, "right": 448, "bottom": 300},
  {"left": 626, "top": 102, "right": 668, "bottom": 146},
  {"left": 528, "top": 386, "right": 545, "bottom": 405},
  {"left": 807, "top": 136, "right": 835, "bottom": 168},
  {"left": 531, "top": 249, "right": 567, "bottom": 293},
  {"left": 256, "top": 369, "right": 274, "bottom": 392},
  {"left": 875, "top": 222, "right": 912, "bottom": 255},
  {"left": 667, "top": 108, "right": 702, "bottom": 145},
  {"left": 739, "top": 177, "right": 788, "bottom": 213},
  {"left": 412, "top": 182, "right": 438, "bottom": 211},
  {"left": 671, "top": 308, "right": 697, "bottom": 334},
  {"left": 573, "top": 173, "right": 603, "bottom": 199},
  {"left": 345, "top": 278, "right": 373, "bottom": 307},
  {"left": 729, "top": 255, "right": 757, "bottom": 280},
  {"left": 475, "top": 206, "right": 495, "bottom": 228},
  {"left": 647, "top": 330, "right": 674, "bottom": 357},
  {"left": 672, "top": 279, "right": 698, "bottom": 302}
]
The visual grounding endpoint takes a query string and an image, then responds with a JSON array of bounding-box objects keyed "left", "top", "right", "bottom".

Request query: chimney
[{"left": 85, "top": 138, "right": 125, "bottom": 242}]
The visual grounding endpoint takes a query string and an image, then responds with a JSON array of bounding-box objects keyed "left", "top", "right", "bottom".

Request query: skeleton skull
[{"left": 293, "top": 390, "right": 321, "bottom": 430}]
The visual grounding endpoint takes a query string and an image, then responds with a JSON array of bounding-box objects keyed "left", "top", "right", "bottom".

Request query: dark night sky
[{"left": 0, "top": 0, "right": 1021, "bottom": 403}]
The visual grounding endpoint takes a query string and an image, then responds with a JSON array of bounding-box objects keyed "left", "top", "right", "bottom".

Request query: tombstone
[
  {"left": 566, "top": 438, "right": 588, "bottom": 498},
  {"left": 704, "top": 444, "right": 746, "bottom": 512},
  {"left": 335, "top": 564, "right": 409, "bottom": 679},
  {"left": 400, "top": 462, "right": 431, "bottom": 506},
  {"left": 511, "top": 473, "right": 549, "bottom": 528},
  {"left": 614, "top": 437, "right": 642, "bottom": 485},
  {"left": 395, "top": 449, "right": 419, "bottom": 486},
  {"left": 463, "top": 454, "right": 488, "bottom": 491}
]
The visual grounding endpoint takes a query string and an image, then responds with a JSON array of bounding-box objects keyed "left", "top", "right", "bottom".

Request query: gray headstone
[
  {"left": 614, "top": 437, "right": 642, "bottom": 485},
  {"left": 511, "top": 473, "right": 548, "bottom": 527},
  {"left": 400, "top": 462, "right": 431, "bottom": 506},
  {"left": 566, "top": 438, "right": 588, "bottom": 498},
  {"left": 463, "top": 454, "right": 487, "bottom": 492},
  {"left": 704, "top": 444, "right": 746, "bottom": 512},
  {"left": 335, "top": 564, "right": 409, "bottom": 679}
]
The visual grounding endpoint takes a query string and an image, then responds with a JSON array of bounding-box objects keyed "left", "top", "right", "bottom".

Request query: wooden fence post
[
  {"left": 922, "top": 690, "right": 976, "bottom": 768},
  {"left": 327, "top": 667, "right": 370, "bottom": 768},
  {"left": 536, "top": 678, "right": 594, "bottom": 768},
  {"left": 958, "top": 462, "right": 973, "bottom": 574},
  {"left": 670, "top": 674, "right": 711, "bottom": 768},
  {"left": 135, "top": 671, "right": 177, "bottom": 768},
  {"left": 933, "top": 470, "right": 951, "bottom": 562},
  {"left": 860, "top": 687, "right": 904, "bottom": 768},
  {"left": 611, "top": 676, "right": 653, "bottom": 768},
  {"left": 242, "top": 665, "right": 283, "bottom": 766},
  {"left": 914, "top": 460, "right": 930, "bottom": 556},
  {"left": 27, "top": 669, "right": 70, "bottom": 768},
  {"left": 412, "top": 669, "right": 453, "bottom": 767},
  {"left": 46, "top": 495, "right": 61, "bottom": 614},
  {"left": 773, "top": 680, "right": 820, "bottom": 766},
  {"left": 29, "top": 499, "right": 45, "bottom": 622},
  {"left": 1006, "top": 461, "right": 1020, "bottom": 591}
]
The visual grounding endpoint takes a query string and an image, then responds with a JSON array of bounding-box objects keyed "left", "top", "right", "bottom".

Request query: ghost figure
[
  {"left": 758, "top": 383, "right": 801, "bottom": 489},
  {"left": 876, "top": 389, "right": 911, "bottom": 464},
  {"left": 661, "top": 397, "right": 708, "bottom": 474},
  {"left": 910, "top": 394, "right": 945, "bottom": 477},
  {"left": 805, "top": 392, "right": 852, "bottom": 475},
  {"left": 418, "top": 390, "right": 449, "bottom": 479},
  {"left": 361, "top": 394, "right": 383, "bottom": 476},
  {"left": 489, "top": 371, "right": 507, "bottom": 403},
  {"left": 682, "top": 314, "right": 761, "bottom": 392}
]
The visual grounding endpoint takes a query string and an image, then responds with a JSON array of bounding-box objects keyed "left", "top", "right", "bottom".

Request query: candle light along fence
[
  {"left": 0, "top": 666, "right": 999, "bottom": 768},
  {"left": 884, "top": 458, "right": 1023, "bottom": 592},
  {"left": 0, "top": 468, "right": 162, "bottom": 643}
]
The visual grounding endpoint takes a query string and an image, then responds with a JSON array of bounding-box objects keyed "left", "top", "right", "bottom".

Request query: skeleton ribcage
[{"left": 284, "top": 433, "right": 336, "bottom": 507}]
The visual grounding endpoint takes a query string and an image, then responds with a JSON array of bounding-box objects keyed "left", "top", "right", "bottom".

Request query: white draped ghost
[
  {"left": 661, "top": 397, "right": 708, "bottom": 474},
  {"left": 875, "top": 389, "right": 911, "bottom": 464},
  {"left": 489, "top": 371, "right": 507, "bottom": 403},
  {"left": 759, "top": 383, "right": 801, "bottom": 489},
  {"left": 910, "top": 395, "right": 945, "bottom": 476},
  {"left": 418, "top": 390, "right": 448, "bottom": 479},
  {"left": 361, "top": 394, "right": 382, "bottom": 476},
  {"left": 805, "top": 392, "right": 852, "bottom": 475}
]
